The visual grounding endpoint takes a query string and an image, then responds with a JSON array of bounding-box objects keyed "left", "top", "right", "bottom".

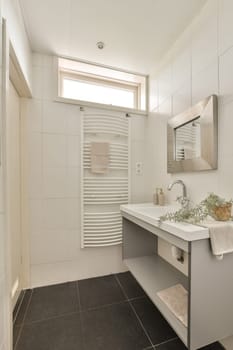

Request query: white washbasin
[{"left": 121, "top": 202, "right": 209, "bottom": 241}]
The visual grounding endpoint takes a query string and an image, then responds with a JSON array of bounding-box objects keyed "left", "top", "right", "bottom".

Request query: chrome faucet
[{"left": 167, "top": 180, "right": 188, "bottom": 208}]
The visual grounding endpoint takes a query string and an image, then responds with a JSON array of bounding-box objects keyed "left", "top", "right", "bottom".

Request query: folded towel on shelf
[
  {"left": 202, "top": 221, "right": 233, "bottom": 258},
  {"left": 91, "top": 142, "right": 109, "bottom": 174},
  {"left": 157, "top": 284, "right": 188, "bottom": 327}
]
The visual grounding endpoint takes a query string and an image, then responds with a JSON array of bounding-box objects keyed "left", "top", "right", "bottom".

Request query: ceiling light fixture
[{"left": 97, "top": 41, "right": 105, "bottom": 50}]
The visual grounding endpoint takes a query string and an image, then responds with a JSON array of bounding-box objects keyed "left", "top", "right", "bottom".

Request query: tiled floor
[{"left": 13, "top": 272, "right": 225, "bottom": 350}]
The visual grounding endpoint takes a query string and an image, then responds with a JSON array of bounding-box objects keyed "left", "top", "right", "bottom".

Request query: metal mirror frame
[{"left": 167, "top": 95, "right": 218, "bottom": 173}]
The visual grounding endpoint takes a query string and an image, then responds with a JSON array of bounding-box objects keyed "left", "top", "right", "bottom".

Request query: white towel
[
  {"left": 203, "top": 221, "right": 233, "bottom": 258},
  {"left": 157, "top": 284, "right": 188, "bottom": 327},
  {"left": 91, "top": 142, "right": 109, "bottom": 174}
]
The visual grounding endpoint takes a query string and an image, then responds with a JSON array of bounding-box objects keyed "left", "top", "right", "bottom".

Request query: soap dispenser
[
  {"left": 158, "top": 188, "right": 165, "bottom": 206},
  {"left": 153, "top": 188, "right": 159, "bottom": 205}
]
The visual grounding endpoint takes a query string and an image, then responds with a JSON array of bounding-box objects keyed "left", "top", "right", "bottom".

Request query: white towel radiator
[{"left": 81, "top": 109, "right": 130, "bottom": 248}]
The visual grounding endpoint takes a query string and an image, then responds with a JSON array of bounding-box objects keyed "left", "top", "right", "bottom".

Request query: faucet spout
[{"left": 167, "top": 180, "right": 187, "bottom": 198}]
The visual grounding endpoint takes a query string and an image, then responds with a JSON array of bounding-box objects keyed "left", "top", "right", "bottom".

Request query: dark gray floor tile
[
  {"left": 82, "top": 301, "right": 151, "bottom": 350},
  {"left": 155, "top": 338, "right": 186, "bottom": 349},
  {"left": 25, "top": 282, "right": 79, "bottom": 323},
  {"left": 15, "top": 290, "right": 32, "bottom": 325},
  {"left": 13, "top": 325, "right": 21, "bottom": 348},
  {"left": 155, "top": 338, "right": 225, "bottom": 350},
  {"left": 78, "top": 274, "right": 125, "bottom": 310},
  {"left": 131, "top": 297, "right": 176, "bottom": 346},
  {"left": 16, "top": 313, "right": 83, "bottom": 350},
  {"left": 116, "top": 271, "right": 146, "bottom": 299}
]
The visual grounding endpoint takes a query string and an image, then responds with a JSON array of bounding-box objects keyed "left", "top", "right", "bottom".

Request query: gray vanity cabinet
[{"left": 122, "top": 214, "right": 233, "bottom": 350}]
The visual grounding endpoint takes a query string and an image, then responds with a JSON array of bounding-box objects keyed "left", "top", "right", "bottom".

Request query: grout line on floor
[
  {"left": 115, "top": 274, "right": 154, "bottom": 348},
  {"left": 75, "top": 281, "right": 85, "bottom": 348},
  {"left": 154, "top": 336, "right": 178, "bottom": 347},
  {"left": 22, "top": 310, "right": 81, "bottom": 326}
]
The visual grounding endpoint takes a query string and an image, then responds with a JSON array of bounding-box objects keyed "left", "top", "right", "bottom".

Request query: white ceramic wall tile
[
  {"left": 30, "top": 229, "right": 79, "bottom": 264},
  {"left": 43, "top": 167, "right": 67, "bottom": 198},
  {"left": 66, "top": 106, "right": 81, "bottom": 135},
  {"left": 219, "top": 46, "right": 233, "bottom": 105},
  {"left": 192, "top": 60, "right": 219, "bottom": 105},
  {"left": 42, "top": 67, "right": 55, "bottom": 101},
  {"left": 130, "top": 116, "right": 145, "bottom": 141},
  {"left": 29, "top": 199, "right": 44, "bottom": 231},
  {"left": 67, "top": 135, "right": 80, "bottom": 167},
  {"left": 219, "top": 0, "right": 233, "bottom": 55},
  {"left": 28, "top": 166, "right": 43, "bottom": 199},
  {"left": 22, "top": 98, "right": 42, "bottom": 133},
  {"left": 158, "top": 98, "right": 172, "bottom": 119},
  {"left": 42, "top": 198, "right": 79, "bottom": 230},
  {"left": 131, "top": 140, "right": 144, "bottom": 166},
  {"left": 191, "top": 0, "right": 218, "bottom": 75},
  {"left": 43, "top": 101, "right": 67, "bottom": 134},
  {"left": 149, "top": 74, "right": 159, "bottom": 111},
  {"left": 67, "top": 167, "right": 80, "bottom": 198},
  {"left": 30, "top": 245, "right": 126, "bottom": 288},
  {"left": 32, "top": 66, "right": 43, "bottom": 99},
  {"left": 28, "top": 132, "right": 42, "bottom": 172},
  {"left": 43, "top": 134, "right": 67, "bottom": 168},
  {"left": 218, "top": 101, "right": 233, "bottom": 158},
  {"left": 158, "top": 64, "right": 172, "bottom": 105},
  {"left": 172, "top": 80, "right": 191, "bottom": 116},
  {"left": 172, "top": 47, "right": 191, "bottom": 93}
]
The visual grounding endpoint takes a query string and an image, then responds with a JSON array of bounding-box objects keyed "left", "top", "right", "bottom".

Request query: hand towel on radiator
[
  {"left": 91, "top": 142, "right": 109, "bottom": 174},
  {"left": 202, "top": 221, "right": 233, "bottom": 257}
]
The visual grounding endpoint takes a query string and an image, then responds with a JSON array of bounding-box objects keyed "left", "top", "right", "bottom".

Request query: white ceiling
[{"left": 19, "top": 0, "right": 206, "bottom": 74}]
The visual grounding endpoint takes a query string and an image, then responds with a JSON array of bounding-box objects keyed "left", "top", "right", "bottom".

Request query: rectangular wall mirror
[{"left": 167, "top": 95, "right": 218, "bottom": 173}]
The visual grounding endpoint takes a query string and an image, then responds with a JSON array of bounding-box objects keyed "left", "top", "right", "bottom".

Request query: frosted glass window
[{"left": 62, "top": 78, "right": 135, "bottom": 109}]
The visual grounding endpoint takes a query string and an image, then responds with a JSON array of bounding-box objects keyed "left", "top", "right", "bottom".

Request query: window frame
[{"left": 55, "top": 57, "right": 148, "bottom": 115}]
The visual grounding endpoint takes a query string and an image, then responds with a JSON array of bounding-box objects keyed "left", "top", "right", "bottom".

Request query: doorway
[{"left": 6, "top": 80, "right": 22, "bottom": 309}]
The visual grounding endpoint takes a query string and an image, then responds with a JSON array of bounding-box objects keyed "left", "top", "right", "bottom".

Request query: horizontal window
[{"left": 58, "top": 57, "right": 147, "bottom": 111}]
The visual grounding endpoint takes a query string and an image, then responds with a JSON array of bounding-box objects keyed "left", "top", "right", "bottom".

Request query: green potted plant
[
  {"left": 160, "top": 193, "right": 232, "bottom": 223},
  {"left": 201, "top": 193, "right": 232, "bottom": 221}
]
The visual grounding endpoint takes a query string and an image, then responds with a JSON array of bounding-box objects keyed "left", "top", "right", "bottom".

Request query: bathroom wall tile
[
  {"left": 192, "top": 60, "right": 218, "bottom": 104},
  {"left": 130, "top": 115, "right": 146, "bottom": 142},
  {"left": 130, "top": 140, "right": 145, "bottom": 167},
  {"left": 28, "top": 166, "right": 43, "bottom": 199},
  {"left": 43, "top": 167, "right": 67, "bottom": 198},
  {"left": 219, "top": 46, "right": 233, "bottom": 105},
  {"left": 67, "top": 135, "right": 80, "bottom": 167},
  {"left": 43, "top": 198, "right": 79, "bottom": 230},
  {"left": 218, "top": 101, "right": 233, "bottom": 158},
  {"left": 219, "top": 0, "right": 233, "bottom": 55},
  {"left": 158, "top": 64, "right": 172, "bottom": 106},
  {"left": 172, "top": 46, "right": 191, "bottom": 93},
  {"left": 149, "top": 74, "right": 159, "bottom": 112},
  {"left": 191, "top": 0, "right": 218, "bottom": 75},
  {"left": 43, "top": 134, "right": 67, "bottom": 168},
  {"left": 31, "top": 229, "right": 79, "bottom": 264},
  {"left": 28, "top": 132, "right": 42, "bottom": 171},
  {"left": 42, "top": 101, "right": 67, "bottom": 134},
  {"left": 158, "top": 98, "right": 172, "bottom": 119},
  {"left": 66, "top": 105, "right": 81, "bottom": 135},
  {"left": 172, "top": 80, "right": 191, "bottom": 116},
  {"left": 32, "top": 66, "right": 43, "bottom": 100},
  {"left": 23, "top": 99, "right": 42, "bottom": 133},
  {"left": 42, "top": 67, "right": 55, "bottom": 101},
  {"left": 29, "top": 199, "right": 44, "bottom": 231},
  {"left": 67, "top": 167, "right": 80, "bottom": 198}
]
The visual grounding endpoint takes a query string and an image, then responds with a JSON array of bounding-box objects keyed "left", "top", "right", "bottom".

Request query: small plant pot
[{"left": 211, "top": 203, "right": 232, "bottom": 221}]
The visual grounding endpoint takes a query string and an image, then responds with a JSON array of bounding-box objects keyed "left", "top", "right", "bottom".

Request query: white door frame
[{"left": 2, "top": 17, "right": 31, "bottom": 350}]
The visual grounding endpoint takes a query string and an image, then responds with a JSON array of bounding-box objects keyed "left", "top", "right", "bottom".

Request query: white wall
[
  {"left": 147, "top": 1, "right": 233, "bottom": 347},
  {"left": 22, "top": 53, "right": 148, "bottom": 287},
  {"left": 147, "top": 0, "right": 233, "bottom": 206},
  {"left": 2, "top": 0, "right": 32, "bottom": 90}
]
